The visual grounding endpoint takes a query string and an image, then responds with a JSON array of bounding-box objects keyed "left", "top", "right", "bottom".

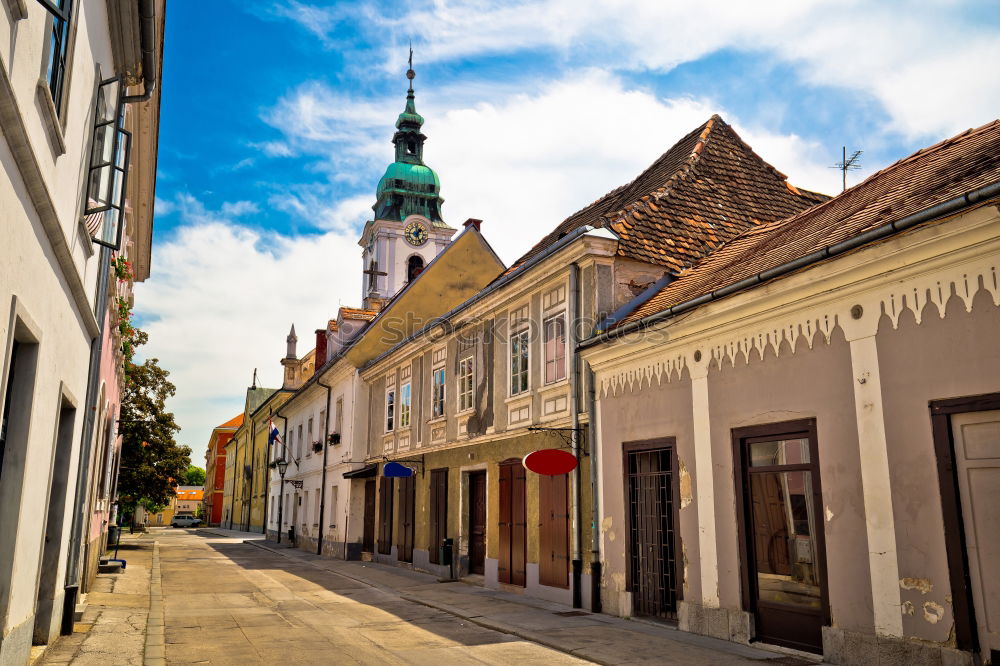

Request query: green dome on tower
[{"left": 372, "top": 63, "right": 445, "bottom": 224}]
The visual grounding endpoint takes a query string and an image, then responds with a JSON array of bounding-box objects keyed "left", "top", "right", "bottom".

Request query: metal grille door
[{"left": 626, "top": 444, "right": 678, "bottom": 618}]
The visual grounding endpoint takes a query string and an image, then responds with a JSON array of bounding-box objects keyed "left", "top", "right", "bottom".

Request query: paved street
[{"left": 41, "top": 529, "right": 811, "bottom": 665}]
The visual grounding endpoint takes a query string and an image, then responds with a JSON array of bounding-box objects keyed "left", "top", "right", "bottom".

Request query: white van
[{"left": 171, "top": 515, "right": 202, "bottom": 528}]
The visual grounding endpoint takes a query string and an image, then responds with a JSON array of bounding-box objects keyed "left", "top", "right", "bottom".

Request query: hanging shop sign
[
  {"left": 382, "top": 461, "right": 415, "bottom": 478},
  {"left": 523, "top": 449, "right": 578, "bottom": 476}
]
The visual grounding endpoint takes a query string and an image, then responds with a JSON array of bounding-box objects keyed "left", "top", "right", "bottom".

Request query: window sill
[
  {"left": 35, "top": 79, "right": 66, "bottom": 156},
  {"left": 505, "top": 393, "right": 532, "bottom": 405},
  {"left": 427, "top": 415, "right": 447, "bottom": 425},
  {"left": 538, "top": 379, "right": 569, "bottom": 393}
]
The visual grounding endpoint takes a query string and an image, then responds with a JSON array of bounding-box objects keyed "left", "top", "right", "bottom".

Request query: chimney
[
  {"left": 463, "top": 218, "right": 482, "bottom": 231},
  {"left": 314, "top": 329, "right": 327, "bottom": 375}
]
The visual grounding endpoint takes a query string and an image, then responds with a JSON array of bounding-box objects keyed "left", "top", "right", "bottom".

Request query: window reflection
[
  {"left": 749, "top": 469, "right": 820, "bottom": 608},
  {"left": 750, "top": 438, "right": 810, "bottom": 466}
]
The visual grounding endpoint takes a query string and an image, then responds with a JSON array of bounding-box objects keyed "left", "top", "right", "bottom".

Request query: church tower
[{"left": 360, "top": 55, "right": 455, "bottom": 310}]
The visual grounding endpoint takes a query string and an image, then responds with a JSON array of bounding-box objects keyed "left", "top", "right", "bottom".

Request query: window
[
  {"left": 319, "top": 409, "right": 325, "bottom": 443},
  {"left": 407, "top": 255, "right": 424, "bottom": 282},
  {"left": 400, "top": 383, "right": 411, "bottom": 428},
  {"left": 296, "top": 424, "right": 303, "bottom": 459},
  {"left": 543, "top": 315, "right": 566, "bottom": 384},
  {"left": 307, "top": 417, "right": 313, "bottom": 455},
  {"left": 335, "top": 397, "right": 343, "bottom": 433},
  {"left": 40, "top": 0, "right": 73, "bottom": 111},
  {"left": 432, "top": 368, "right": 445, "bottom": 418},
  {"left": 329, "top": 486, "right": 338, "bottom": 527},
  {"left": 510, "top": 329, "right": 529, "bottom": 395},
  {"left": 314, "top": 492, "right": 320, "bottom": 526},
  {"left": 458, "top": 357, "right": 474, "bottom": 412},
  {"left": 386, "top": 389, "right": 395, "bottom": 431}
]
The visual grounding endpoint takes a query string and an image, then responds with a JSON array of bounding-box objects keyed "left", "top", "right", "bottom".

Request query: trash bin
[
  {"left": 441, "top": 537, "right": 453, "bottom": 566},
  {"left": 288, "top": 525, "right": 296, "bottom": 546},
  {"left": 108, "top": 524, "right": 119, "bottom": 548}
]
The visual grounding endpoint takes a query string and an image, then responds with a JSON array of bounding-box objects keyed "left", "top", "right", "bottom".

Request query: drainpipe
[
  {"left": 569, "top": 263, "right": 583, "bottom": 608},
  {"left": 586, "top": 362, "right": 601, "bottom": 613},
  {"left": 121, "top": 0, "right": 156, "bottom": 104},
  {"left": 315, "top": 378, "right": 333, "bottom": 556}
]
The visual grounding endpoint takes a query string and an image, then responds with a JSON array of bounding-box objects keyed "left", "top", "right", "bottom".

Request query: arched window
[{"left": 407, "top": 255, "right": 424, "bottom": 282}]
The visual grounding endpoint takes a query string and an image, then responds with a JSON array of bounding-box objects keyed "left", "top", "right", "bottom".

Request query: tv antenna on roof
[{"left": 831, "top": 146, "right": 863, "bottom": 192}]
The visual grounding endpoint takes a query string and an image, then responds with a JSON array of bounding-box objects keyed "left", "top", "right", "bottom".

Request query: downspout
[
  {"left": 316, "top": 379, "right": 333, "bottom": 556},
  {"left": 586, "top": 362, "right": 601, "bottom": 613},
  {"left": 121, "top": 0, "right": 157, "bottom": 104},
  {"left": 569, "top": 263, "right": 583, "bottom": 608}
]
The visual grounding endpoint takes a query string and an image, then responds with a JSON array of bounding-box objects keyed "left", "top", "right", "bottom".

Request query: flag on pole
[{"left": 268, "top": 419, "right": 282, "bottom": 446}]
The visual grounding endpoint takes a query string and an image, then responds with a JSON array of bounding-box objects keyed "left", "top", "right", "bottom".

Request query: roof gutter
[
  {"left": 121, "top": 0, "right": 156, "bottom": 103},
  {"left": 580, "top": 180, "right": 1000, "bottom": 351},
  {"left": 362, "top": 224, "right": 603, "bottom": 371}
]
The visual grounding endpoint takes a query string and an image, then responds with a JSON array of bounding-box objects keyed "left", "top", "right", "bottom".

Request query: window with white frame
[
  {"left": 458, "top": 357, "right": 474, "bottom": 412},
  {"left": 432, "top": 368, "right": 445, "bottom": 417},
  {"left": 307, "top": 417, "right": 314, "bottom": 455},
  {"left": 543, "top": 314, "right": 567, "bottom": 384},
  {"left": 335, "top": 398, "right": 343, "bottom": 433},
  {"left": 386, "top": 389, "right": 395, "bottom": 431},
  {"left": 400, "top": 383, "right": 411, "bottom": 428},
  {"left": 510, "top": 329, "right": 530, "bottom": 395},
  {"left": 296, "top": 424, "right": 303, "bottom": 459}
]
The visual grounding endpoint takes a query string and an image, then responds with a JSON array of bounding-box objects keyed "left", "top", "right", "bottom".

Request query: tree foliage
[
  {"left": 182, "top": 465, "right": 206, "bottom": 486},
  {"left": 117, "top": 331, "right": 191, "bottom": 518}
]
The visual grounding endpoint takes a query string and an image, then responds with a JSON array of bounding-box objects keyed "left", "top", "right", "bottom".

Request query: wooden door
[
  {"left": 735, "top": 421, "right": 828, "bottom": 655},
  {"left": 538, "top": 473, "right": 569, "bottom": 588},
  {"left": 362, "top": 479, "right": 376, "bottom": 552},
  {"left": 397, "top": 476, "right": 415, "bottom": 562},
  {"left": 951, "top": 410, "right": 1000, "bottom": 660},
  {"left": 625, "top": 441, "right": 680, "bottom": 618},
  {"left": 429, "top": 469, "right": 448, "bottom": 564},
  {"left": 377, "top": 477, "right": 394, "bottom": 555},
  {"left": 468, "top": 471, "right": 486, "bottom": 574},
  {"left": 498, "top": 460, "right": 526, "bottom": 586}
]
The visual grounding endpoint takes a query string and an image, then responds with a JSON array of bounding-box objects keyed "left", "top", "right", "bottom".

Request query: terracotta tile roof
[
  {"left": 216, "top": 413, "right": 243, "bottom": 429},
  {"left": 339, "top": 307, "right": 378, "bottom": 321},
  {"left": 507, "top": 115, "right": 828, "bottom": 275},
  {"left": 622, "top": 119, "right": 1000, "bottom": 324}
]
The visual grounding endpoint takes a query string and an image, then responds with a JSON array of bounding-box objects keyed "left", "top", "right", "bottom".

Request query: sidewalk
[
  {"left": 245, "top": 538, "right": 818, "bottom": 665},
  {"left": 197, "top": 527, "right": 266, "bottom": 541}
]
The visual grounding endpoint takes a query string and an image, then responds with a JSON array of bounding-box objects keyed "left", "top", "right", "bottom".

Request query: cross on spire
[{"left": 406, "top": 43, "right": 415, "bottom": 93}]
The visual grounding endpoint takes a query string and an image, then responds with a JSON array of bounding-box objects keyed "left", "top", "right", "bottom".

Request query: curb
[
  {"left": 244, "top": 539, "right": 606, "bottom": 665},
  {"left": 143, "top": 541, "right": 165, "bottom": 666}
]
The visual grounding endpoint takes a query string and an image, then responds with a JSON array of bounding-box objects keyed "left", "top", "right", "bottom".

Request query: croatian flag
[{"left": 268, "top": 419, "right": 282, "bottom": 447}]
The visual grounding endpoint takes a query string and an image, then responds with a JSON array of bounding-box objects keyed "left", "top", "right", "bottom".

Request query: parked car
[{"left": 171, "top": 515, "right": 202, "bottom": 528}]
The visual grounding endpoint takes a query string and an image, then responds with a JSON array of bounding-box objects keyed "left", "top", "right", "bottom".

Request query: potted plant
[
  {"left": 312, "top": 440, "right": 323, "bottom": 453},
  {"left": 328, "top": 432, "right": 341, "bottom": 445}
]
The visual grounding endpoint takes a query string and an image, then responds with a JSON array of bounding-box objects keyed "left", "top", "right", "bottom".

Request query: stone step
[{"left": 97, "top": 562, "right": 122, "bottom": 574}]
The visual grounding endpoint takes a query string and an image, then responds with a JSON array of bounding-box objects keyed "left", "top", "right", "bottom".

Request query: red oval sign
[{"left": 523, "top": 449, "right": 578, "bottom": 476}]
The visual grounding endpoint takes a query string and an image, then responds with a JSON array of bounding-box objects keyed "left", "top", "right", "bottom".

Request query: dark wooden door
[
  {"left": 468, "top": 471, "right": 486, "bottom": 574},
  {"left": 429, "top": 469, "right": 448, "bottom": 564},
  {"left": 735, "top": 421, "right": 828, "bottom": 655},
  {"left": 498, "top": 460, "right": 526, "bottom": 586},
  {"left": 538, "top": 473, "right": 569, "bottom": 588},
  {"left": 362, "top": 479, "right": 376, "bottom": 552},
  {"left": 377, "top": 477, "right": 394, "bottom": 555},
  {"left": 397, "top": 475, "right": 415, "bottom": 562},
  {"left": 625, "top": 440, "right": 680, "bottom": 619}
]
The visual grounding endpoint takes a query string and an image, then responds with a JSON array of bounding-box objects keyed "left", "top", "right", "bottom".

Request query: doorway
[
  {"left": 429, "top": 469, "right": 448, "bottom": 564},
  {"left": 377, "top": 477, "right": 393, "bottom": 555},
  {"left": 498, "top": 459, "right": 526, "bottom": 586},
  {"left": 362, "top": 479, "right": 376, "bottom": 553},
  {"left": 397, "top": 475, "right": 415, "bottom": 563},
  {"left": 931, "top": 394, "right": 1000, "bottom": 662},
  {"left": 538, "top": 472, "right": 569, "bottom": 588},
  {"left": 468, "top": 471, "right": 486, "bottom": 575},
  {"left": 733, "top": 420, "right": 828, "bottom": 654},
  {"left": 624, "top": 439, "right": 681, "bottom": 619}
]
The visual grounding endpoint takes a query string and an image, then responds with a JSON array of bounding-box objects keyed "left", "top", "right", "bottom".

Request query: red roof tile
[
  {"left": 507, "top": 115, "right": 828, "bottom": 275},
  {"left": 622, "top": 119, "right": 1000, "bottom": 324}
]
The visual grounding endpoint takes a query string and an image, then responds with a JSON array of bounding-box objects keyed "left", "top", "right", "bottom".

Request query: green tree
[
  {"left": 182, "top": 465, "right": 206, "bottom": 486},
  {"left": 117, "top": 331, "right": 191, "bottom": 527}
]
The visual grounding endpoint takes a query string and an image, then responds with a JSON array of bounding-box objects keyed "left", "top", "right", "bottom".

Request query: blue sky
[{"left": 136, "top": 0, "right": 1000, "bottom": 447}]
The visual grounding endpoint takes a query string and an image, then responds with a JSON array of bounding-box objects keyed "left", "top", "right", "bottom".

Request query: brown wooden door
[
  {"left": 951, "top": 410, "right": 1000, "bottom": 659},
  {"left": 735, "top": 421, "right": 828, "bottom": 655},
  {"left": 498, "top": 460, "right": 526, "bottom": 586},
  {"left": 362, "top": 479, "right": 376, "bottom": 552},
  {"left": 468, "top": 471, "right": 486, "bottom": 574},
  {"left": 377, "top": 477, "right": 394, "bottom": 555},
  {"left": 429, "top": 469, "right": 448, "bottom": 564},
  {"left": 538, "top": 473, "right": 569, "bottom": 588},
  {"left": 397, "top": 476, "right": 415, "bottom": 562},
  {"left": 625, "top": 441, "right": 680, "bottom": 619}
]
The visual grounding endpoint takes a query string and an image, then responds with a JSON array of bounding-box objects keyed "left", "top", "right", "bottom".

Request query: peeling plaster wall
[
  {"left": 707, "top": 328, "right": 875, "bottom": 635},
  {"left": 597, "top": 366, "right": 700, "bottom": 613},
  {"left": 876, "top": 289, "right": 1000, "bottom": 644}
]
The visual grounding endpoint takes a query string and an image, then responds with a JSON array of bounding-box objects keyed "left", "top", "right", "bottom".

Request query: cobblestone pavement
[{"left": 39, "top": 529, "right": 818, "bottom": 665}]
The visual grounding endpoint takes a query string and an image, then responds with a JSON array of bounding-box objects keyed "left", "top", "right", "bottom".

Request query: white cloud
[
  {"left": 133, "top": 195, "right": 362, "bottom": 444},
  {"left": 250, "top": 140, "right": 295, "bottom": 158},
  {"left": 267, "top": 69, "right": 844, "bottom": 264},
  {"left": 279, "top": 0, "right": 999, "bottom": 140},
  {"left": 219, "top": 200, "right": 260, "bottom": 217}
]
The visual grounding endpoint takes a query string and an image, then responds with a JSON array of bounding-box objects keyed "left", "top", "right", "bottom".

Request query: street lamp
[{"left": 275, "top": 458, "right": 288, "bottom": 543}]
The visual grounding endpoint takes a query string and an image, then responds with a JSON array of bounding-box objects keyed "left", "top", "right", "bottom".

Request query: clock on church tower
[{"left": 358, "top": 56, "right": 455, "bottom": 309}]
